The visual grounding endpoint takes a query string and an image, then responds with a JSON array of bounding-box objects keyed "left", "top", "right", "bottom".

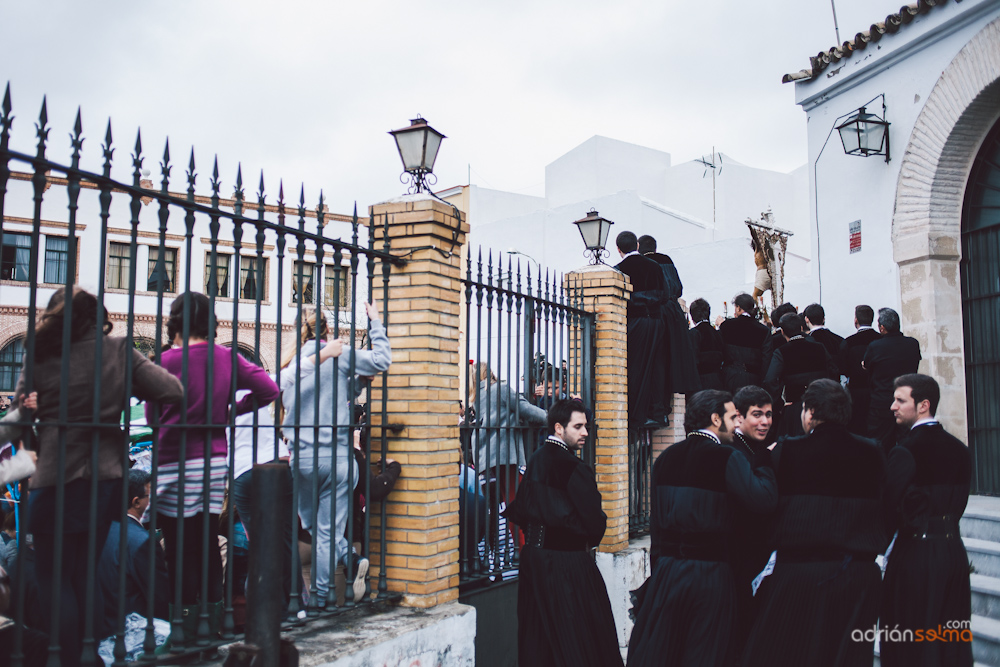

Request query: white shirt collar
[
  {"left": 809, "top": 325, "right": 827, "bottom": 332},
  {"left": 696, "top": 428, "right": 721, "bottom": 444},
  {"left": 911, "top": 417, "right": 939, "bottom": 430},
  {"left": 695, "top": 320, "right": 709, "bottom": 326},
  {"left": 622, "top": 250, "right": 639, "bottom": 259},
  {"left": 857, "top": 325, "right": 874, "bottom": 331}
]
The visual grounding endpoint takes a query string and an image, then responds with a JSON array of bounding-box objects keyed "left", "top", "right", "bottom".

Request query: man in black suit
[
  {"left": 615, "top": 231, "right": 668, "bottom": 430},
  {"left": 688, "top": 298, "right": 725, "bottom": 393},
  {"left": 639, "top": 235, "right": 700, "bottom": 407},
  {"left": 803, "top": 303, "right": 844, "bottom": 376},
  {"left": 764, "top": 313, "right": 838, "bottom": 437},
  {"left": 761, "top": 302, "right": 797, "bottom": 375},
  {"left": 718, "top": 294, "right": 770, "bottom": 395},
  {"left": 863, "top": 307, "right": 922, "bottom": 451},
  {"left": 840, "top": 305, "right": 881, "bottom": 434}
]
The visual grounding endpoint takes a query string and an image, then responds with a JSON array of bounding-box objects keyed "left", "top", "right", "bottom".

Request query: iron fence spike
[
  {"left": 188, "top": 147, "right": 195, "bottom": 171},
  {"left": 236, "top": 163, "right": 243, "bottom": 190},
  {"left": 38, "top": 95, "right": 47, "bottom": 127},
  {"left": 104, "top": 119, "right": 112, "bottom": 146},
  {"left": 258, "top": 170, "right": 265, "bottom": 197},
  {"left": 161, "top": 137, "right": 169, "bottom": 164},
  {"left": 2, "top": 83, "right": 10, "bottom": 116},
  {"left": 133, "top": 128, "right": 141, "bottom": 156},
  {"left": 73, "top": 108, "right": 82, "bottom": 137}
]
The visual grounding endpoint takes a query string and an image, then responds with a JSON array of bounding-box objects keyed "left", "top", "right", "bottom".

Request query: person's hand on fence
[
  {"left": 534, "top": 384, "right": 545, "bottom": 397},
  {"left": 364, "top": 301, "right": 380, "bottom": 321},
  {"left": 20, "top": 391, "right": 37, "bottom": 412},
  {"left": 318, "top": 338, "right": 344, "bottom": 363}
]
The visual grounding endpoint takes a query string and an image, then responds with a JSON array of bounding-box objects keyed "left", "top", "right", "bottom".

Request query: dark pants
[
  {"left": 28, "top": 478, "right": 121, "bottom": 667},
  {"left": 159, "top": 513, "right": 223, "bottom": 605},
  {"left": 231, "top": 466, "right": 295, "bottom": 610}
]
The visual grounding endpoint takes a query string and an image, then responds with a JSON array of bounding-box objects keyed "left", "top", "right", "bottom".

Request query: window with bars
[
  {"left": 107, "top": 242, "right": 132, "bottom": 290},
  {"left": 204, "top": 253, "right": 232, "bottom": 298},
  {"left": 147, "top": 247, "right": 177, "bottom": 293},
  {"left": 0, "top": 338, "right": 24, "bottom": 392},
  {"left": 323, "top": 265, "right": 352, "bottom": 308},
  {"left": 239, "top": 256, "right": 268, "bottom": 301},
  {"left": 292, "top": 261, "right": 318, "bottom": 304},
  {"left": 43, "top": 236, "right": 69, "bottom": 284},
  {"left": 1, "top": 232, "right": 31, "bottom": 281}
]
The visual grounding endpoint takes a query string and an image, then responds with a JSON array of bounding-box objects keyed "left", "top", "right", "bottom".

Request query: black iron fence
[
  {"left": 629, "top": 427, "right": 654, "bottom": 538},
  {"left": 0, "top": 87, "right": 401, "bottom": 665},
  {"left": 458, "top": 248, "right": 596, "bottom": 588}
]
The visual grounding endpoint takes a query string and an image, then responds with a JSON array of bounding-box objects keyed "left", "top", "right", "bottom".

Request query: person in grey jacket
[
  {"left": 467, "top": 363, "right": 547, "bottom": 548},
  {"left": 280, "top": 301, "right": 391, "bottom": 607}
]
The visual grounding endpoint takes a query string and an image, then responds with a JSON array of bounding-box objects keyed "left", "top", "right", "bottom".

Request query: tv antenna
[{"left": 695, "top": 147, "right": 723, "bottom": 236}]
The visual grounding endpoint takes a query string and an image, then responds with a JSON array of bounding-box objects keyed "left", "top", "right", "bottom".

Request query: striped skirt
[{"left": 156, "top": 457, "right": 228, "bottom": 518}]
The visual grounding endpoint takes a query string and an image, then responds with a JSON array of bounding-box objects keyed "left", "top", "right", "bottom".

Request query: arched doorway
[
  {"left": 0, "top": 338, "right": 25, "bottom": 394},
  {"left": 962, "top": 115, "right": 1000, "bottom": 494}
]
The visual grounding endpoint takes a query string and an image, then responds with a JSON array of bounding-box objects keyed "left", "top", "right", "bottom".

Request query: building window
[
  {"left": 147, "top": 247, "right": 177, "bottom": 293},
  {"left": 1, "top": 232, "right": 32, "bottom": 281},
  {"left": 43, "top": 236, "right": 69, "bottom": 284},
  {"left": 204, "top": 253, "right": 232, "bottom": 298},
  {"left": 107, "top": 242, "right": 132, "bottom": 290},
  {"left": 0, "top": 338, "right": 24, "bottom": 393},
  {"left": 323, "top": 265, "right": 353, "bottom": 309},
  {"left": 239, "top": 256, "right": 268, "bottom": 301},
  {"left": 292, "top": 261, "right": 318, "bottom": 304}
]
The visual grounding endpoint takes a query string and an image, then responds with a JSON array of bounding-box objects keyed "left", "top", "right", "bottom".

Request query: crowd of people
[
  {"left": 0, "top": 287, "right": 393, "bottom": 666},
  {"left": 510, "top": 230, "right": 968, "bottom": 667}
]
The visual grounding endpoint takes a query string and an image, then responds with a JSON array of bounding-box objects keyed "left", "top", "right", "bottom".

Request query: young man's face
[
  {"left": 891, "top": 386, "right": 927, "bottom": 429},
  {"left": 738, "top": 403, "right": 773, "bottom": 443},
  {"left": 555, "top": 411, "right": 589, "bottom": 449}
]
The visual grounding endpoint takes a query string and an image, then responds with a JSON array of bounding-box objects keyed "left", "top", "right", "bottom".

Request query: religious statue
[{"left": 745, "top": 209, "right": 792, "bottom": 315}]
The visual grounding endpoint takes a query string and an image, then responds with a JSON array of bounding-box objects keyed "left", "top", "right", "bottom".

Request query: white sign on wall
[{"left": 849, "top": 220, "right": 862, "bottom": 254}]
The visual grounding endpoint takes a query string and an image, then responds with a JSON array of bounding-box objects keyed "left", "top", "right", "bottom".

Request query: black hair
[
  {"left": 616, "top": 231, "right": 638, "bottom": 254},
  {"left": 732, "top": 293, "right": 758, "bottom": 319},
  {"left": 801, "top": 379, "right": 851, "bottom": 427},
  {"left": 855, "top": 305, "right": 874, "bottom": 326},
  {"left": 164, "top": 292, "right": 215, "bottom": 350},
  {"left": 547, "top": 398, "right": 588, "bottom": 435},
  {"left": 803, "top": 303, "right": 825, "bottom": 326},
  {"left": 684, "top": 389, "right": 733, "bottom": 433},
  {"left": 878, "top": 307, "right": 901, "bottom": 333},
  {"left": 894, "top": 373, "right": 940, "bottom": 416},
  {"left": 637, "top": 235, "right": 657, "bottom": 254},
  {"left": 34, "top": 287, "right": 113, "bottom": 361},
  {"left": 734, "top": 385, "right": 773, "bottom": 417},
  {"left": 128, "top": 468, "right": 151, "bottom": 506},
  {"left": 779, "top": 313, "right": 804, "bottom": 338},
  {"left": 770, "top": 302, "right": 796, "bottom": 329},
  {"left": 690, "top": 298, "right": 711, "bottom": 323}
]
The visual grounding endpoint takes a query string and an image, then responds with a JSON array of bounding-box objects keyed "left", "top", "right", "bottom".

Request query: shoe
[{"left": 350, "top": 557, "right": 369, "bottom": 603}]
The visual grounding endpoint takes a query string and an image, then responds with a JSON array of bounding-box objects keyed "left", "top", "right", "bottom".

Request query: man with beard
[
  {"left": 729, "top": 386, "right": 775, "bottom": 664},
  {"left": 719, "top": 294, "right": 770, "bottom": 395},
  {"left": 742, "top": 379, "right": 887, "bottom": 667},
  {"left": 615, "top": 231, "right": 668, "bottom": 429},
  {"left": 627, "top": 390, "right": 777, "bottom": 667},
  {"left": 504, "top": 398, "right": 622, "bottom": 667},
  {"left": 688, "top": 298, "right": 725, "bottom": 393},
  {"left": 839, "top": 305, "right": 881, "bottom": 435},
  {"left": 881, "top": 374, "right": 972, "bottom": 667},
  {"left": 863, "top": 307, "right": 921, "bottom": 451},
  {"left": 763, "top": 314, "right": 838, "bottom": 437}
]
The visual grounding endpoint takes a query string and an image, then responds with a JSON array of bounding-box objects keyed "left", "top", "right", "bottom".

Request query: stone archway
[{"left": 892, "top": 16, "right": 1000, "bottom": 442}]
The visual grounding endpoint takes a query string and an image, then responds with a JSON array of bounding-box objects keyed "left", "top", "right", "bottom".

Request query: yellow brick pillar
[
  {"left": 367, "top": 195, "right": 469, "bottom": 608},
  {"left": 566, "top": 266, "right": 631, "bottom": 553}
]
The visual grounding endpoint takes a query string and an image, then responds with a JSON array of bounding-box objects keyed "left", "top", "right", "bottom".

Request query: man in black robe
[
  {"left": 839, "top": 305, "right": 881, "bottom": 435},
  {"left": 639, "top": 235, "right": 700, "bottom": 411},
  {"left": 803, "top": 303, "right": 845, "bottom": 376},
  {"left": 615, "top": 231, "right": 668, "bottom": 429},
  {"left": 761, "top": 302, "right": 796, "bottom": 444},
  {"left": 763, "top": 313, "right": 838, "bottom": 437},
  {"left": 743, "top": 379, "right": 888, "bottom": 667},
  {"left": 718, "top": 294, "right": 770, "bottom": 395},
  {"left": 730, "top": 385, "right": 775, "bottom": 663},
  {"left": 882, "top": 374, "right": 972, "bottom": 667},
  {"left": 504, "top": 398, "right": 622, "bottom": 667},
  {"left": 688, "top": 298, "right": 725, "bottom": 393},
  {"left": 863, "top": 307, "right": 921, "bottom": 451},
  {"left": 627, "top": 390, "right": 777, "bottom": 667}
]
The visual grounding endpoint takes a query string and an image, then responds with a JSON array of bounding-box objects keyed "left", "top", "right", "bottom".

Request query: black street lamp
[
  {"left": 836, "top": 106, "right": 890, "bottom": 162},
  {"left": 389, "top": 116, "right": 446, "bottom": 193},
  {"left": 573, "top": 209, "right": 615, "bottom": 265}
]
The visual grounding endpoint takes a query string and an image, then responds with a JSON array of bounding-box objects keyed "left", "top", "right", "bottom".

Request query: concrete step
[
  {"left": 973, "top": 574, "right": 1000, "bottom": 622},
  {"left": 974, "top": 613, "right": 1000, "bottom": 665},
  {"left": 968, "top": 538, "right": 1000, "bottom": 578},
  {"left": 962, "top": 509, "right": 1000, "bottom": 543}
]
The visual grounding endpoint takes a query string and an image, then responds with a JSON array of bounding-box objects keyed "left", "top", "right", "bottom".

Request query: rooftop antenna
[
  {"left": 695, "top": 147, "right": 723, "bottom": 239},
  {"left": 830, "top": 0, "right": 842, "bottom": 45}
]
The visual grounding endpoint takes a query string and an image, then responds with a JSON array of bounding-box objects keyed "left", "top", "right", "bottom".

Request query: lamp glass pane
[
  {"left": 860, "top": 121, "right": 886, "bottom": 154},
  {"left": 598, "top": 219, "right": 612, "bottom": 248},
  {"left": 423, "top": 131, "right": 443, "bottom": 172},
  {"left": 394, "top": 128, "right": 427, "bottom": 171},
  {"left": 839, "top": 121, "right": 861, "bottom": 155},
  {"left": 577, "top": 219, "right": 601, "bottom": 249}
]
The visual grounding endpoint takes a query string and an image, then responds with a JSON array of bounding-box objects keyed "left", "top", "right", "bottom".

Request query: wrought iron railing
[
  {"left": 458, "top": 248, "right": 596, "bottom": 588},
  {"left": 629, "top": 427, "right": 654, "bottom": 538},
  {"left": 0, "top": 86, "right": 400, "bottom": 665}
]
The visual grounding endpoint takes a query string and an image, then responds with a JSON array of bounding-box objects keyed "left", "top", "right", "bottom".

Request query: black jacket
[
  {"left": 616, "top": 254, "right": 666, "bottom": 294},
  {"left": 690, "top": 322, "right": 725, "bottom": 390},
  {"left": 808, "top": 328, "right": 845, "bottom": 375},
  {"left": 840, "top": 328, "right": 881, "bottom": 391},
  {"left": 719, "top": 315, "right": 770, "bottom": 393},
  {"left": 761, "top": 330, "right": 786, "bottom": 379},
  {"left": 863, "top": 331, "right": 921, "bottom": 412},
  {"left": 764, "top": 336, "right": 838, "bottom": 405}
]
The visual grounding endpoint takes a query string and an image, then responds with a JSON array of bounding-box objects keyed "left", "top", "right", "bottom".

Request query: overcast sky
[{"left": 1, "top": 0, "right": 907, "bottom": 214}]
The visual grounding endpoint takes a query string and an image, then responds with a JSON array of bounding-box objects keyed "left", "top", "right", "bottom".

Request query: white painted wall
[
  {"left": 545, "top": 136, "right": 671, "bottom": 208},
  {"left": 790, "top": 0, "right": 1000, "bottom": 335}
]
